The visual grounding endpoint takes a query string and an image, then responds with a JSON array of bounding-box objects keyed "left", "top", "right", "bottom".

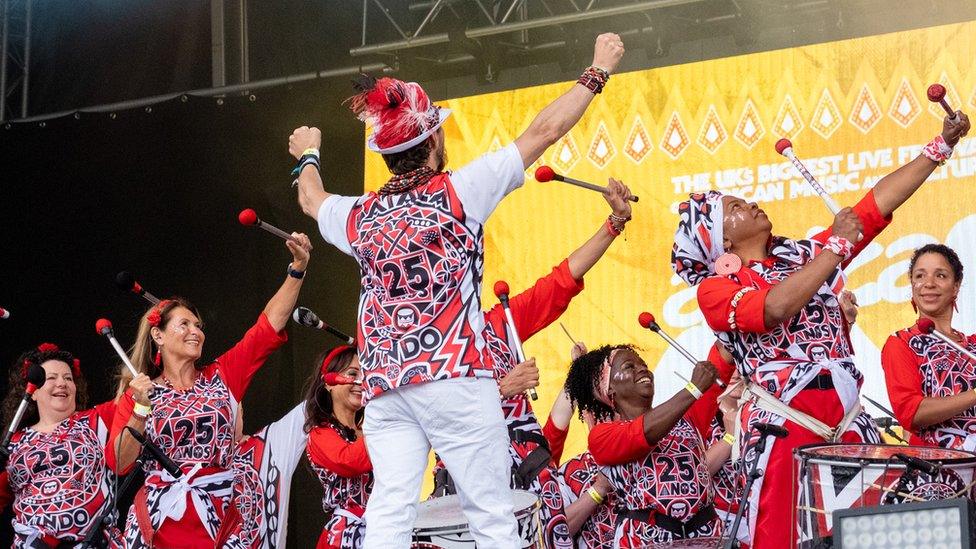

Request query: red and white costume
[
  {"left": 557, "top": 452, "right": 617, "bottom": 549},
  {"left": 306, "top": 422, "right": 373, "bottom": 549},
  {"left": 690, "top": 191, "right": 890, "bottom": 548},
  {"left": 883, "top": 325, "right": 976, "bottom": 450},
  {"left": 0, "top": 401, "right": 121, "bottom": 548},
  {"left": 106, "top": 313, "right": 287, "bottom": 549},
  {"left": 430, "top": 259, "right": 583, "bottom": 547},
  {"left": 317, "top": 142, "right": 525, "bottom": 546},
  {"left": 588, "top": 389, "right": 722, "bottom": 548},
  {"left": 216, "top": 402, "right": 308, "bottom": 549}
]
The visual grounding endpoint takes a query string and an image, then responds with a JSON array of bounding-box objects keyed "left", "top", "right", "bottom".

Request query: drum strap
[
  {"left": 513, "top": 445, "right": 552, "bottom": 490},
  {"left": 620, "top": 504, "right": 717, "bottom": 537},
  {"left": 744, "top": 383, "right": 861, "bottom": 442}
]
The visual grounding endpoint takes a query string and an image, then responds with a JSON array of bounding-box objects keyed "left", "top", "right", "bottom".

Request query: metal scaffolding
[{"left": 0, "top": 0, "right": 31, "bottom": 122}]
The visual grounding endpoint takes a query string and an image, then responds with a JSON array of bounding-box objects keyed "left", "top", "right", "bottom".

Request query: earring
[
  {"left": 715, "top": 253, "right": 742, "bottom": 276},
  {"left": 154, "top": 349, "right": 161, "bottom": 367}
]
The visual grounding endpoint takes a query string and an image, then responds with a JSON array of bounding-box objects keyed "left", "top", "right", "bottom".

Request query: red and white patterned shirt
[
  {"left": 307, "top": 422, "right": 373, "bottom": 548},
  {"left": 317, "top": 144, "right": 525, "bottom": 401},
  {"left": 557, "top": 452, "right": 617, "bottom": 549},
  {"left": 883, "top": 325, "right": 976, "bottom": 450}
]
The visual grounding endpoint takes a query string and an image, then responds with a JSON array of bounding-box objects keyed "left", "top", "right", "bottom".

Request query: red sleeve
[
  {"left": 542, "top": 415, "right": 569, "bottom": 466},
  {"left": 307, "top": 427, "right": 373, "bottom": 477},
  {"left": 881, "top": 334, "right": 925, "bottom": 432},
  {"left": 588, "top": 416, "right": 652, "bottom": 466},
  {"left": 215, "top": 312, "right": 289, "bottom": 401},
  {"left": 809, "top": 191, "right": 893, "bottom": 264},
  {"left": 93, "top": 400, "right": 118, "bottom": 430},
  {"left": 684, "top": 344, "right": 737, "bottom": 439},
  {"left": 697, "top": 276, "right": 771, "bottom": 333},
  {"left": 105, "top": 392, "right": 136, "bottom": 474},
  {"left": 487, "top": 259, "right": 584, "bottom": 344},
  {"left": 0, "top": 471, "right": 11, "bottom": 513}
]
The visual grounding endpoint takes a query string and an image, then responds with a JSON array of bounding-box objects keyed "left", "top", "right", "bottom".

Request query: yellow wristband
[
  {"left": 722, "top": 432, "right": 736, "bottom": 445},
  {"left": 301, "top": 147, "right": 320, "bottom": 158},
  {"left": 133, "top": 402, "right": 151, "bottom": 419},
  {"left": 587, "top": 487, "right": 605, "bottom": 505},
  {"left": 684, "top": 382, "right": 703, "bottom": 400}
]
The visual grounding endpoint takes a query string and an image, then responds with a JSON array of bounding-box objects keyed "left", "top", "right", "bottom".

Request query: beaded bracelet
[{"left": 578, "top": 66, "right": 610, "bottom": 94}]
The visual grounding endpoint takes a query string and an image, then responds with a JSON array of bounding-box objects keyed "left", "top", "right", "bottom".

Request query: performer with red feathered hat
[{"left": 289, "top": 33, "right": 625, "bottom": 548}]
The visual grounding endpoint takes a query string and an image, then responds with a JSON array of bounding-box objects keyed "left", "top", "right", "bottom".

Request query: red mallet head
[
  {"left": 323, "top": 372, "right": 356, "bottom": 386},
  {"left": 917, "top": 317, "right": 936, "bottom": 334},
  {"left": 95, "top": 318, "right": 113, "bottom": 336},
  {"left": 638, "top": 312, "right": 659, "bottom": 331},
  {"left": 534, "top": 165, "right": 556, "bottom": 183},
  {"left": 493, "top": 280, "right": 510, "bottom": 298},
  {"left": 775, "top": 138, "right": 793, "bottom": 155},
  {"left": 238, "top": 208, "right": 259, "bottom": 226},
  {"left": 927, "top": 84, "right": 947, "bottom": 103}
]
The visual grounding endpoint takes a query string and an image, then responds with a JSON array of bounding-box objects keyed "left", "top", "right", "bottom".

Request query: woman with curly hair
[
  {"left": 563, "top": 344, "right": 734, "bottom": 547},
  {"left": 105, "top": 234, "right": 311, "bottom": 549},
  {"left": 0, "top": 343, "right": 122, "bottom": 547},
  {"left": 882, "top": 243, "right": 976, "bottom": 450},
  {"left": 303, "top": 345, "right": 372, "bottom": 549}
]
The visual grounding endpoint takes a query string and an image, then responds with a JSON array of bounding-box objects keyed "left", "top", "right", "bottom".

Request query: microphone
[
  {"left": 917, "top": 318, "right": 976, "bottom": 363},
  {"left": 638, "top": 312, "right": 725, "bottom": 388},
  {"left": 754, "top": 422, "right": 789, "bottom": 439},
  {"left": 292, "top": 307, "right": 355, "bottom": 345},
  {"left": 927, "top": 84, "right": 959, "bottom": 121},
  {"left": 894, "top": 452, "right": 941, "bottom": 476},
  {"left": 0, "top": 306, "right": 9, "bottom": 319},
  {"left": 95, "top": 319, "right": 141, "bottom": 379},
  {"left": 124, "top": 426, "right": 182, "bottom": 478},
  {"left": 493, "top": 281, "right": 538, "bottom": 400},
  {"left": 238, "top": 208, "right": 299, "bottom": 243},
  {"left": 323, "top": 372, "right": 356, "bottom": 386},
  {"left": 1, "top": 365, "right": 46, "bottom": 453},
  {"left": 534, "top": 165, "right": 639, "bottom": 202},
  {"left": 115, "top": 271, "right": 161, "bottom": 305}
]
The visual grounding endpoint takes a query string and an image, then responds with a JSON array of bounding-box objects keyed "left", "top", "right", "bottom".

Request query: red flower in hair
[
  {"left": 147, "top": 299, "right": 173, "bottom": 328},
  {"left": 71, "top": 358, "right": 81, "bottom": 377},
  {"left": 21, "top": 359, "right": 30, "bottom": 378},
  {"left": 37, "top": 342, "right": 59, "bottom": 353}
]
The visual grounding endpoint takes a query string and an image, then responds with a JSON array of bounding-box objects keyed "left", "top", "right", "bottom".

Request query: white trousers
[{"left": 362, "top": 377, "right": 518, "bottom": 548}]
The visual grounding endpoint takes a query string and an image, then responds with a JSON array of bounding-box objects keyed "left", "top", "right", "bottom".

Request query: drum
[
  {"left": 795, "top": 444, "right": 976, "bottom": 546},
  {"left": 411, "top": 489, "right": 542, "bottom": 548},
  {"left": 641, "top": 537, "right": 724, "bottom": 548}
]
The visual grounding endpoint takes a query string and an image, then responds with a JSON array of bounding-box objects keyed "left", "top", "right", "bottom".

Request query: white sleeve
[
  {"left": 450, "top": 143, "right": 525, "bottom": 225},
  {"left": 316, "top": 194, "right": 360, "bottom": 257}
]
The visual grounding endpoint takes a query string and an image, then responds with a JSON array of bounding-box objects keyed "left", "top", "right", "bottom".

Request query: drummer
[
  {"left": 882, "top": 243, "right": 976, "bottom": 450},
  {"left": 563, "top": 344, "right": 734, "bottom": 546}
]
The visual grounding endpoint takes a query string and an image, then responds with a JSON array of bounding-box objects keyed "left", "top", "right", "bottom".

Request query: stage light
[{"left": 834, "top": 497, "right": 971, "bottom": 549}]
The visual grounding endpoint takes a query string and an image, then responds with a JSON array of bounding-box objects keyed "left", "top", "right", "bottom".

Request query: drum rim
[
  {"left": 794, "top": 442, "right": 976, "bottom": 464},
  {"left": 412, "top": 490, "right": 542, "bottom": 534}
]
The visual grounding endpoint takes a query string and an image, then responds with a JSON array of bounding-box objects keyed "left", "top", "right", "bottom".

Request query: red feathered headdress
[{"left": 347, "top": 75, "right": 451, "bottom": 154}]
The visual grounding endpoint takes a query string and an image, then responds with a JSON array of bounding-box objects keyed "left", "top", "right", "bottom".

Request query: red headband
[
  {"left": 320, "top": 345, "right": 353, "bottom": 382},
  {"left": 147, "top": 299, "right": 174, "bottom": 327},
  {"left": 22, "top": 342, "right": 81, "bottom": 377}
]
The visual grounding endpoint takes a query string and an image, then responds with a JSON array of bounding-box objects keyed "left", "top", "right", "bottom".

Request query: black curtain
[{"left": 0, "top": 79, "right": 365, "bottom": 547}]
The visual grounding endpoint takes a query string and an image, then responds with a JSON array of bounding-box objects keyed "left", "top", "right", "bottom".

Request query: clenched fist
[
  {"left": 289, "top": 126, "right": 322, "bottom": 160},
  {"left": 592, "top": 33, "right": 625, "bottom": 74}
]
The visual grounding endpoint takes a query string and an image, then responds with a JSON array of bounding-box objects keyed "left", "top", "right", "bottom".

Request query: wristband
[
  {"left": 824, "top": 235, "right": 854, "bottom": 261},
  {"left": 301, "top": 148, "right": 320, "bottom": 158},
  {"left": 921, "top": 134, "right": 953, "bottom": 165},
  {"left": 587, "top": 487, "right": 605, "bottom": 505},
  {"left": 287, "top": 263, "right": 306, "bottom": 280},
  {"left": 722, "top": 432, "right": 736, "bottom": 445},
  {"left": 133, "top": 402, "right": 151, "bottom": 419},
  {"left": 684, "top": 382, "right": 703, "bottom": 400},
  {"left": 605, "top": 218, "right": 621, "bottom": 237}
]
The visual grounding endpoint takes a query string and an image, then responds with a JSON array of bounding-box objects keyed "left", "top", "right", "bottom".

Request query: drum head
[
  {"left": 796, "top": 443, "right": 976, "bottom": 464},
  {"left": 413, "top": 490, "right": 541, "bottom": 534}
]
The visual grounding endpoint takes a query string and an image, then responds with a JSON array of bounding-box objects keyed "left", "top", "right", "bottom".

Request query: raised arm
[
  {"left": 567, "top": 178, "right": 632, "bottom": 279},
  {"left": 872, "top": 112, "right": 969, "bottom": 218},
  {"left": 289, "top": 127, "right": 330, "bottom": 219},
  {"left": 262, "top": 233, "right": 311, "bottom": 331},
  {"left": 514, "top": 33, "right": 624, "bottom": 168}
]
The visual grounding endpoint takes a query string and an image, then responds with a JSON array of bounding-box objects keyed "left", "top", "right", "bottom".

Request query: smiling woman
[{"left": 0, "top": 343, "right": 122, "bottom": 547}]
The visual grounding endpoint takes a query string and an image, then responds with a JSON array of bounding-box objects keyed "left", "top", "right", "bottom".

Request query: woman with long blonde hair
[{"left": 105, "top": 234, "right": 312, "bottom": 549}]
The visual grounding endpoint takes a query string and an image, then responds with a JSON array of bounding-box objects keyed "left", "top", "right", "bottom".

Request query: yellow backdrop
[{"left": 364, "top": 21, "right": 976, "bottom": 496}]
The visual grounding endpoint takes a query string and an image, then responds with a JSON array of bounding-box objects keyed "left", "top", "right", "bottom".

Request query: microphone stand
[
  {"left": 723, "top": 428, "right": 772, "bottom": 549},
  {"left": 80, "top": 439, "right": 151, "bottom": 548}
]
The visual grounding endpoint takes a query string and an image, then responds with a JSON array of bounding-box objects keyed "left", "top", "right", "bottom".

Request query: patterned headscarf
[
  {"left": 671, "top": 191, "right": 726, "bottom": 287},
  {"left": 595, "top": 348, "right": 626, "bottom": 408}
]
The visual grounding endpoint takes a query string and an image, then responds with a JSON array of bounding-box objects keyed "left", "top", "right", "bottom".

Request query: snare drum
[
  {"left": 795, "top": 444, "right": 976, "bottom": 545},
  {"left": 411, "top": 489, "right": 541, "bottom": 548}
]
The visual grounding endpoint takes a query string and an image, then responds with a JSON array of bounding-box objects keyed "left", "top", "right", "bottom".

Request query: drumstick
[
  {"left": 775, "top": 139, "right": 841, "bottom": 215},
  {"left": 927, "top": 84, "right": 959, "bottom": 121},
  {"left": 535, "top": 166, "right": 639, "bottom": 202},
  {"left": 638, "top": 312, "right": 726, "bottom": 388},
  {"left": 558, "top": 322, "right": 577, "bottom": 346},
  {"left": 238, "top": 208, "right": 299, "bottom": 242},
  {"left": 494, "top": 280, "right": 538, "bottom": 401}
]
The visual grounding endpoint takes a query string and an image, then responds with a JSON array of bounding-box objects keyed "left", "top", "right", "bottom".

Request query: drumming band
[{"left": 1, "top": 32, "right": 975, "bottom": 549}]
